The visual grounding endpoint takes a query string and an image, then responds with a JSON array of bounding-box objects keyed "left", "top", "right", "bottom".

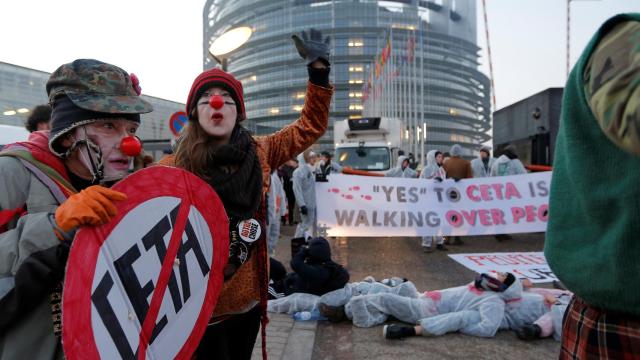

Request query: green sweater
[{"left": 545, "top": 13, "right": 640, "bottom": 316}]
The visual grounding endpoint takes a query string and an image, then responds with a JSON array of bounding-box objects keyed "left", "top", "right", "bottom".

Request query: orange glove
[{"left": 55, "top": 185, "right": 127, "bottom": 232}]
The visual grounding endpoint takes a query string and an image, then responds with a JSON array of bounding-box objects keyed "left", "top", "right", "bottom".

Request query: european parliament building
[{"left": 203, "top": 0, "right": 491, "bottom": 157}]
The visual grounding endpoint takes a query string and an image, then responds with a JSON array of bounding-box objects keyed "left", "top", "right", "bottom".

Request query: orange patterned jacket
[{"left": 158, "top": 82, "right": 333, "bottom": 318}]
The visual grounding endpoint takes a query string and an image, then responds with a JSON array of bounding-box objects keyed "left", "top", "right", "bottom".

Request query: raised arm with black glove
[{"left": 292, "top": 28, "right": 331, "bottom": 87}]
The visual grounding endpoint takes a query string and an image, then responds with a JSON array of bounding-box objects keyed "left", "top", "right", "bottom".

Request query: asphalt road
[{"left": 272, "top": 227, "right": 560, "bottom": 360}]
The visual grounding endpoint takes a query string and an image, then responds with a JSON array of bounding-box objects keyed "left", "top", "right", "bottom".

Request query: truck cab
[{"left": 334, "top": 117, "right": 404, "bottom": 173}]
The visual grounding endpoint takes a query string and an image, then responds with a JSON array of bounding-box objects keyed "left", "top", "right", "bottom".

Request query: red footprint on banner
[
  {"left": 342, "top": 194, "right": 354, "bottom": 200},
  {"left": 352, "top": 186, "right": 360, "bottom": 191},
  {"left": 361, "top": 195, "right": 372, "bottom": 201},
  {"left": 328, "top": 188, "right": 340, "bottom": 193}
]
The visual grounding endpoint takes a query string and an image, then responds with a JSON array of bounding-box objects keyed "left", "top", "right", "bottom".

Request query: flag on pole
[{"left": 407, "top": 35, "right": 415, "bottom": 63}]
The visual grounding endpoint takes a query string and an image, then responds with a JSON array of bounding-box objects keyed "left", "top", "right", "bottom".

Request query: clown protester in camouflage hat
[
  {"left": 0, "top": 59, "right": 153, "bottom": 359},
  {"left": 46, "top": 59, "right": 153, "bottom": 182}
]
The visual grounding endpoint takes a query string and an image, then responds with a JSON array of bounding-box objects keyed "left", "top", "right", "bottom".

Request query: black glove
[
  {"left": 292, "top": 28, "right": 331, "bottom": 66},
  {"left": 300, "top": 206, "right": 308, "bottom": 215},
  {"left": 434, "top": 177, "right": 443, "bottom": 183},
  {"left": 453, "top": 177, "right": 461, "bottom": 182}
]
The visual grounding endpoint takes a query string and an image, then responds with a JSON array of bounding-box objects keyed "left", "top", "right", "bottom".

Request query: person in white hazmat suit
[
  {"left": 506, "top": 282, "right": 573, "bottom": 341},
  {"left": 490, "top": 145, "right": 527, "bottom": 177},
  {"left": 379, "top": 272, "right": 521, "bottom": 339},
  {"left": 385, "top": 155, "right": 418, "bottom": 178},
  {"left": 293, "top": 149, "right": 317, "bottom": 238},
  {"left": 471, "top": 146, "right": 495, "bottom": 178},
  {"left": 267, "top": 170, "right": 287, "bottom": 254},
  {"left": 418, "top": 150, "right": 447, "bottom": 253},
  {"left": 318, "top": 279, "right": 420, "bottom": 321},
  {"left": 268, "top": 277, "right": 418, "bottom": 316}
]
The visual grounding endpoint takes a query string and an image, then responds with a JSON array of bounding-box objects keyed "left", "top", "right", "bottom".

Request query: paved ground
[{"left": 253, "top": 225, "right": 560, "bottom": 359}]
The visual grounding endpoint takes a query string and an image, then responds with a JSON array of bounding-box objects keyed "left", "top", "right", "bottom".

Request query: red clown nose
[
  {"left": 209, "top": 95, "right": 224, "bottom": 109},
  {"left": 120, "top": 136, "right": 142, "bottom": 157}
]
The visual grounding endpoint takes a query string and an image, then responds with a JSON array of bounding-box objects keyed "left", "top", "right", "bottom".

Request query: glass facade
[
  {"left": 0, "top": 62, "right": 183, "bottom": 141},
  {"left": 203, "top": 0, "right": 491, "bottom": 158}
]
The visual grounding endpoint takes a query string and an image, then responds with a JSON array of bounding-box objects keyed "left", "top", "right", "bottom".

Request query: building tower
[{"left": 203, "top": 0, "right": 490, "bottom": 158}]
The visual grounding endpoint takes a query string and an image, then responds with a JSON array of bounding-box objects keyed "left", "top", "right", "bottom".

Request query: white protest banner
[
  {"left": 448, "top": 252, "right": 557, "bottom": 283},
  {"left": 63, "top": 167, "right": 229, "bottom": 360},
  {"left": 316, "top": 172, "right": 551, "bottom": 237}
]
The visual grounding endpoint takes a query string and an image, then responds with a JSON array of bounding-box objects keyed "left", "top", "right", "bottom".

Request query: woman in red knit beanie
[{"left": 161, "top": 29, "right": 333, "bottom": 360}]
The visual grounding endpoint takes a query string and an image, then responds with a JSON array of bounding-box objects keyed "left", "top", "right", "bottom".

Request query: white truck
[{"left": 333, "top": 117, "right": 405, "bottom": 172}]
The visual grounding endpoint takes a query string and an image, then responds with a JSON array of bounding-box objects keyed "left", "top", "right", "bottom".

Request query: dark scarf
[{"left": 204, "top": 125, "right": 263, "bottom": 220}]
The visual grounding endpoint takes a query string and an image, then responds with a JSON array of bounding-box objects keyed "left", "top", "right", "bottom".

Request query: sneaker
[
  {"left": 422, "top": 246, "right": 433, "bottom": 253},
  {"left": 515, "top": 324, "right": 542, "bottom": 340},
  {"left": 383, "top": 324, "right": 415, "bottom": 340},
  {"left": 318, "top": 303, "right": 346, "bottom": 323},
  {"left": 436, "top": 244, "right": 448, "bottom": 251}
]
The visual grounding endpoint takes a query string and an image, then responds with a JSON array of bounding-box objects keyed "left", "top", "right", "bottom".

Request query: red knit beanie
[{"left": 186, "top": 68, "right": 246, "bottom": 121}]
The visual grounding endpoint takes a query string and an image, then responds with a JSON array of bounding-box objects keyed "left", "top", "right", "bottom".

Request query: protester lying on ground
[
  {"left": 381, "top": 272, "right": 520, "bottom": 339},
  {"left": 319, "top": 278, "right": 419, "bottom": 322},
  {"left": 293, "top": 149, "right": 317, "bottom": 237},
  {"left": 511, "top": 283, "right": 573, "bottom": 341},
  {"left": 283, "top": 237, "right": 350, "bottom": 296},
  {"left": 269, "top": 276, "right": 414, "bottom": 315}
]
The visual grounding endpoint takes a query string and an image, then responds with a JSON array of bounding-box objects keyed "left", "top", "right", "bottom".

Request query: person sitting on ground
[
  {"left": 283, "top": 237, "right": 349, "bottom": 296},
  {"left": 268, "top": 257, "right": 287, "bottom": 300},
  {"left": 385, "top": 155, "right": 417, "bottom": 178}
]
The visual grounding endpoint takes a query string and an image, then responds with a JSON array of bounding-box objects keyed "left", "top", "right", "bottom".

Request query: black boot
[
  {"left": 383, "top": 324, "right": 416, "bottom": 340},
  {"left": 515, "top": 324, "right": 542, "bottom": 340}
]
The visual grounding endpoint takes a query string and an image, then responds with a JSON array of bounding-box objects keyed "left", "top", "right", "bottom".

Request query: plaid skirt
[{"left": 560, "top": 296, "right": 640, "bottom": 360}]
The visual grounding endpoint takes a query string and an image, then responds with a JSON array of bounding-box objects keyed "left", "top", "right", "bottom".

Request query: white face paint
[
  {"left": 197, "top": 87, "right": 237, "bottom": 145},
  {"left": 65, "top": 119, "right": 139, "bottom": 182}
]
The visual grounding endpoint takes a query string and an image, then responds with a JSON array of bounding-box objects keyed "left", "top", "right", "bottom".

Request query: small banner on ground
[
  {"left": 448, "top": 252, "right": 557, "bottom": 283},
  {"left": 316, "top": 172, "right": 551, "bottom": 237},
  {"left": 62, "top": 166, "right": 229, "bottom": 360}
]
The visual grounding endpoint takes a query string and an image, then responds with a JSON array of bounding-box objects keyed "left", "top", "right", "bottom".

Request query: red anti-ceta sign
[{"left": 62, "top": 166, "right": 229, "bottom": 359}]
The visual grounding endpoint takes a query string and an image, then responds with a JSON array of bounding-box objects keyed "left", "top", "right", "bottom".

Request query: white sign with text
[
  {"left": 316, "top": 172, "right": 551, "bottom": 237},
  {"left": 448, "top": 252, "right": 557, "bottom": 283}
]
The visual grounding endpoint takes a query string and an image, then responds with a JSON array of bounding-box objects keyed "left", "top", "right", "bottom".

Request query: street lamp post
[{"left": 208, "top": 26, "right": 253, "bottom": 71}]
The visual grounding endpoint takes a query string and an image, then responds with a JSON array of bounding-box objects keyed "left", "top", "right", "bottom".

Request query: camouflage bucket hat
[{"left": 46, "top": 59, "right": 152, "bottom": 114}]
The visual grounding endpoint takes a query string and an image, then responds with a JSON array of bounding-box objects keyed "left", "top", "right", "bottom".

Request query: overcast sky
[{"left": 0, "top": 0, "right": 637, "bottom": 110}]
